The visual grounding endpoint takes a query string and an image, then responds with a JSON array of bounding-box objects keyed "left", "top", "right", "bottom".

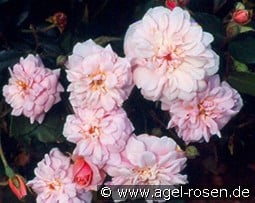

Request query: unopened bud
[
  {"left": 47, "top": 12, "right": 67, "bottom": 33},
  {"left": 165, "top": 0, "right": 177, "bottom": 10},
  {"left": 8, "top": 175, "right": 27, "bottom": 200},
  {"left": 56, "top": 55, "right": 67, "bottom": 67},
  {"left": 233, "top": 9, "right": 251, "bottom": 25},
  {"left": 186, "top": 145, "right": 200, "bottom": 159},
  {"left": 226, "top": 21, "right": 240, "bottom": 38},
  {"left": 165, "top": 0, "right": 189, "bottom": 9}
]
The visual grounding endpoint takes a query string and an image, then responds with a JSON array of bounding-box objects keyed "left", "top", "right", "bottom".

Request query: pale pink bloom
[
  {"left": 63, "top": 107, "right": 134, "bottom": 167},
  {"left": 27, "top": 148, "right": 92, "bottom": 203},
  {"left": 124, "top": 6, "right": 219, "bottom": 102},
  {"left": 2, "top": 54, "right": 64, "bottom": 124},
  {"left": 66, "top": 39, "right": 133, "bottom": 111},
  {"left": 163, "top": 75, "right": 243, "bottom": 144},
  {"left": 105, "top": 134, "right": 187, "bottom": 185}
]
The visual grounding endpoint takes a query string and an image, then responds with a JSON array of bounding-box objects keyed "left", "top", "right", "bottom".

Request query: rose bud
[
  {"left": 47, "top": 12, "right": 67, "bottom": 33},
  {"left": 226, "top": 21, "right": 241, "bottom": 38},
  {"left": 233, "top": 9, "right": 251, "bottom": 25},
  {"left": 165, "top": 0, "right": 177, "bottom": 10},
  {"left": 165, "top": 0, "right": 189, "bottom": 9},
  {"left": 8, "top": 175, "right": 27, "bottom": 200},
  {"left": 72, "top": 156, "right": 106, "bottom": 191},
  {"left": 73, "top": 157, "right": 93, "bottom": 187}
]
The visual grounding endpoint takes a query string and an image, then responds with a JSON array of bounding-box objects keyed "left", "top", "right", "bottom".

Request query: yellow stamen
[
  {"left": 48, "top": 179, "right": 62, "bottom": 191},
  {"left": 89, "top": 70, "right": 106, "bottom": 92},
  {"left": 16, "top": 80, "right": 28, "bottom": 90},
  {"left": 198, "top": 103, "right": 207, "bottom": 116},
  {"left": 133, "top": 167, "right": 152, "bottom": 180}
]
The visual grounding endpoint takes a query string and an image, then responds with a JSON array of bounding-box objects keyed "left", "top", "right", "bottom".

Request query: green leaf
[
  {"left": 228, "top": 31, "right": 255, "bottom": 64},
  {"left": 10, "top": 116, "right": 38, "bottom": 143},
  {"left": 239, "top": 25, "right": 254, "bottom": 34},
  {"left": 16, "top": 11, "right": 29, "bottom": 27},
  {"left": 188, "top": 0, "right": 214, "bottom": 13},
  {"left": 235, "top": 2, "right": 245, "bottom": 10},
  {"left": 41, "top": 39, "right": 63, "bottom": 57},
  {"left": 10, "top": 106, "right": 66, "bottom": 143},
  {"left": 0, "top": 50, "right": 24, "bottom": 93},
  {"left": 213, "top": 0, "right": 228, "bottom": 12},
  {"left": 233, "top": 59, "right": 250, "bottom": 72},
  {"left": 0, "top": 50, "right": 24, "bottom": 72},
  {"left": 133, "top": 0, "right": 155, "bottom": 20},
  {"left": 59, "top": 32, "right": 74, "bottom": 53},
  {"left": 192, "top": 13, "right": 225, "bottom": 47},
  {"left": 0, "top": 0, "right": 9, "bottom": 4},
  {"left": 227, "top": 71, "right": 255, "bottom": 96},
  {"left": 4, "top": 166, "right": 15, "bottom": 178},
  {"left": 94, "top": 36, "right": 121, "bottom": 46},
  {"left": 34, "top": 109, "right": 65, "bottom": 143}
]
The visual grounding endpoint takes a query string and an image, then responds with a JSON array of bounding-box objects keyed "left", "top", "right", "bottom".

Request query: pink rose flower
[
  {"left": 3, "top": 54, "right": 64, "bottom": 124},
  {"left": 72, "top": 156, "right": 106, "bottom": 191},
  {"left": 73, "top": 157, "right": 93, "bottom": 187},
  {"left": 27, "top": 148, "right": 92, "bottom": 203},
  {"left": 105, "top": 134, "right": 187, "bottom": 185},
  {"left": 124, "top": 6, "right": 219, "bottom": 102},
  {"left": 63, "top": 107, "right": 134, "bottom": 167},
  {"left": 163, "top": 75, "right": 243, "bottom": 144},
  {"left": 66, "top": 39, "right": 133, "bottom": 111}
]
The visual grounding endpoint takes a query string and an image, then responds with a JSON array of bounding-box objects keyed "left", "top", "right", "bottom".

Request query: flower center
[
  {"left": 198, "top": 100, "right": 215, "bottom": 117},
  {"left": 133, "top": 167, "right": 153, "bottom": 182},
  {"left": 91, "top": 79, "right": 103, "bottom": 88},
  {"left": 164, "top": 53, "right": 172, "bottom": 61},
  {"left": 16, "top": 80, "right": 28, "bottom": 90},
  {"left": 48, "top": 179, "right": 62, "bottom": 191},
  {"left": 88, "top": 126, "right": 100, "bottom": 137},
  {"left": 198, "top": 103, "right": 207, "bottom": 116},
  {"left": 79, "top": 125, "right": 101, "bottom": 139},
  {"left": 89, "top": 71, "right": 106, "bottom": 92},
  {"left": 156, "top": 49, "right": 183, "bottom": 73}
]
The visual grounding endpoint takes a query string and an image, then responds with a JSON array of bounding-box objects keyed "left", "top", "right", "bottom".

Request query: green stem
[
  {"left": 0, "top": 134, "right": 14, "bottom": 178},
  {"left": 21, "top": 24, "right": 56, "bottom": 34},
  {"left": 0, "top": 134, "right": 8, "bottom": 168},
  {"left": 0, "top": 181, "right": 8, "bottom": 186}
]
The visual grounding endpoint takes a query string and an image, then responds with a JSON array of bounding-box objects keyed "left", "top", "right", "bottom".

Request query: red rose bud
[
  {"left": 8, "top": 175, "right": 27, "bottom": 200},
  {"left": 233, "top": 9, "right": 251, "bottom": 25},
  {"left": 73, "top": 157, "right": 93, "bottom": 187},
  {"left": 165, "top": 0, "right": 177, "bottom": 10},
  {"left": 47, "top": 12, "right": 67, "bottom": 33}
]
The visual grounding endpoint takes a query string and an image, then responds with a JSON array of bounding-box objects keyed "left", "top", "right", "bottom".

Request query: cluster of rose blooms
[{"left": 2, "top": 6, "right": 243, "bottom": 203}]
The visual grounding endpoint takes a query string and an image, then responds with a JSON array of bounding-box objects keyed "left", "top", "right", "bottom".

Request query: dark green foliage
[
  {"left": 192, "top": 13, "right": 225, "bottom": 48},
  {"left": 228, "top": 31, "right": 255, "bottom": 64},
  {"left": 10, "top": 104, "right": 67, "bottom": 143},
  {"left": 227, "top": 71, "right": 255, "bottom": 96}
]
